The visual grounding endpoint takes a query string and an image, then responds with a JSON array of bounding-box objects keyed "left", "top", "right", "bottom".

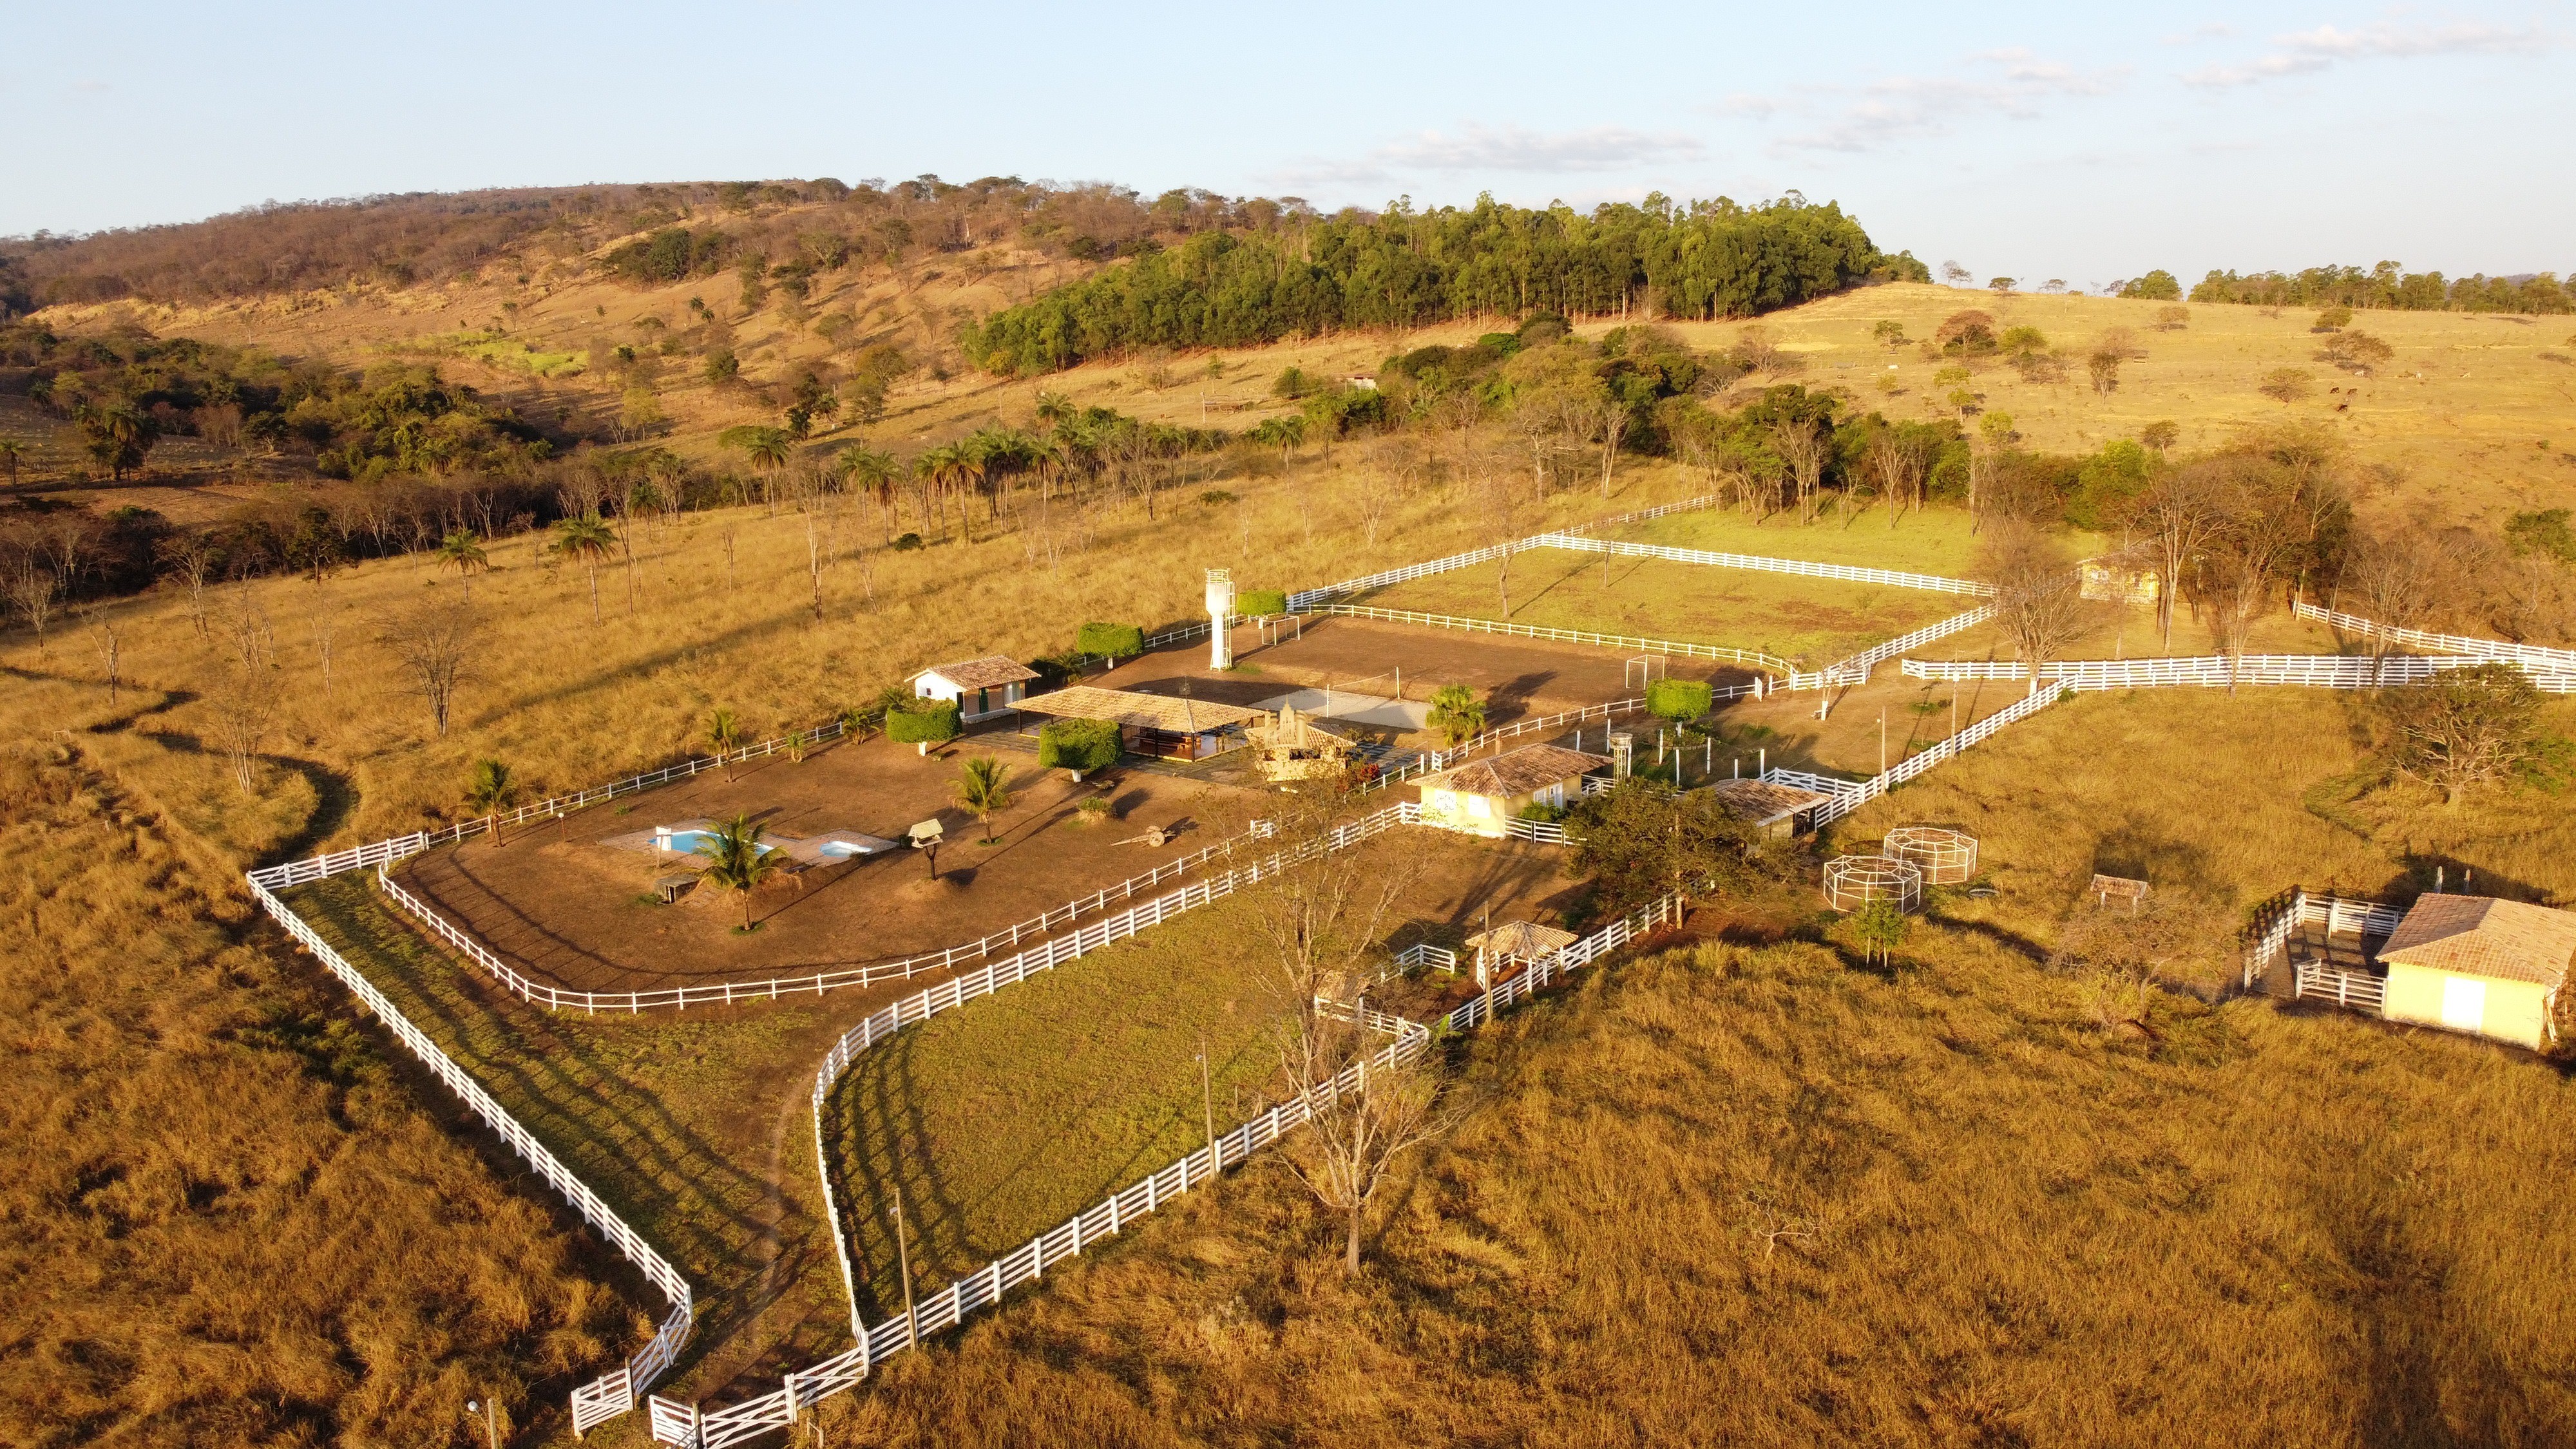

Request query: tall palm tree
[
  {"left": 551, "top": 514, "right": 617, "bottom": 625},
  {"left": 0, "top": 437, "right": 24, "bottom": 486},
  {"left": 434, "top": 529, "right": 490, "bottom": 599},
  {"left": 837, "top": 446, "right": 901, "bottom": 540},
  {"left": 706, "top": 706, "right": 746, "bottom": 777},
  {"left": 744, "top": 429, "right": 793, "bottom": 480},
  {"left": 1032, "top": 390, "right": 1074, "bottom": 433},
  {"left": 692, "top": 811, "right": 785, "bottom": 932},
  {"left": 951, "top": 755, "right": 1013, "bottom": 844},
  {"left": 464, "top": 757, "right": 517, "bottom": 843}
]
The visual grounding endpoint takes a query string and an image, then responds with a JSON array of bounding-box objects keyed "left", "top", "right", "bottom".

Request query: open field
[
  {"left": 825, "top": 828, "right": 1578, "bottom": 1321},
  {"left": 396, "top": 732, "right": 1264, "bottom": 994},
  {"left": 1362, "top": 547, "right": 1970, "bottom": 669},
  {"left": 1602, "top": 500, "right": 2008, "bottom": 576}
]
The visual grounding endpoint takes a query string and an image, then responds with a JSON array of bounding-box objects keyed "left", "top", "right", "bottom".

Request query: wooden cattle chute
[
  {"left": 1885, "top": 826, "right": 1978, "bottom": 886},
  {"left": 1823, "top": 855, "right": 1924, "bottom": 913}
]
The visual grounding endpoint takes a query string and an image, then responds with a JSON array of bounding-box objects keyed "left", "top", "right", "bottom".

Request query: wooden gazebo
[{"left": 1244, "top": 703, "right": 1361, "bottom": 782}]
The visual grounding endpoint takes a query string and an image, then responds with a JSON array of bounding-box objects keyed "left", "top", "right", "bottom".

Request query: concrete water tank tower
[{"left": 1205, "top": 568, "right": 1235, "bottom": 669}]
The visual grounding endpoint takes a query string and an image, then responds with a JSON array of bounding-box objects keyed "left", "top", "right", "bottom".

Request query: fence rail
[
  {"left": 243, "top": 877, "right": 695, "bottom": 1430},
  {"left": 368, "top": 821, "right": 1272, "bottom": 1016},
  {"left": 1900, "top": 653, "right": 2574, "bottom": 692},
  {"left": 1356, "top": 697, "right": 1657, "bottom": 797},
  {"left": 2295, "top": 961, "right": 2389, "bottom": 1014},
  {"left": 2296, "top": 600, "right": 2576, "bottom": 674},
  {"left": 1283, "top": 494, "right": 1724, "bottom": 612},
  {"left": 1310, "top": 602, "right": 1797, "bottom": 673},
  {"left": 1762, "top": 681, "right": 2073, "bottom": 828},
  {"left": 654, "top": 875, "right": 1694, "bottom": 1448},
  {"left": 1527, "top": 533, "right": 1994, "bottom": 596}
]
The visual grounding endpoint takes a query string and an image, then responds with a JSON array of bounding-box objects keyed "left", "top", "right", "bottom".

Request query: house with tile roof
[
  {"left": 1415, "top": 743, "right": 1607, "bottom": 838},
  {"left": 913, "top": 655, "right": 1042, "bottom": 722}
]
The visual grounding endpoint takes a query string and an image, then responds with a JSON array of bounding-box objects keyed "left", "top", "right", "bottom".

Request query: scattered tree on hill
[
  {"left": 2119, "top": 270, "right": 2182, "bottom": 301},
  {"left": 205, "top": 668, "right": 274, "bottom": 793},
  {"left": 1941, "top": 260, "right": 1971, "bottom": 287},
  {"left": 2316, "top": 331, "right": 2394, "bottom": 375},
  {"left": 2151, "top": 306, "right": 2190, "bottom": 331},
  {"left": 1988, "top": 278, "right": 2016, "bottom": 294},
  {"left": 2378, "top": 662, "right": 2560, "bottom": 805},
  {"left": 2312, "top": 306, "right": 2354, "bottom": 333},
  {"left": 2139, "top": 421, "right": 2180, "bottom": 455},
  {"left": 2051, "top": 900, "right": 2217, "bottom": 1037},
  {"left": 952, "top": 755, "right": 1013, "bottom": 842},
  {"left": 2087, "top": 348, "right": 2121, "bottom": 394},
  {"left": 1871, "top": 319, "right": 1909, "bottom": 346},
  {"left": 1976, "top": 520, "right": 2087, "bottom": 693},
  {"left": 1865, "top": 422, "right": 1938, "bottom": 527},
  {"left": 383, "top": 598, "right": 478, "bottom": 736},
  {"left": 1934, "top": 310, "right": 1999, "bottom": 357},
  {"left": 73, "top": 401, "right": 157, "bottom": 480},
  {"left": 6, "top": 558, "right": 59, "bottom": 656},
  {"left": 693, "top": 811, "right": 784, "bottom": 931},
  {"left": 434, "top": 529, "right": 489, "bottom": 598},
  {"left": 2258, "top": 368, "right": 2314, "bottom": 404},
  {"left": 1427, "top": 684, "right": 1485, "bottom": 748},
  {"left": 2131, "top": 463, "right": 2221, "bottom": 648}
]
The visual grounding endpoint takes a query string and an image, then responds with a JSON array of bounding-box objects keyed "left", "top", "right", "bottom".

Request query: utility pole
[
  {"left": 1197, "top": 1035, "right": 1217, "bottom": 1172},
  {"left": 1878, "top": 708, "right": 1887, "bottom": 777},
  {"left": 890, "top": 1188, "right": 919, "bottom": 1350}
]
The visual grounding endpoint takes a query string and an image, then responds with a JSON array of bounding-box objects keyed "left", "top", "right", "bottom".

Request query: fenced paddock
[
  {"left": 1885, "top": 826, "right": 1978, "bottom": 885},
  {"left": 1902, "top": 653, "right": 2575, "bottom": 692},
  {"left": 1529, "top": 533, "right": 1994, "bottom": 597},
  {"left": 1822, "top": 855, "right": 1924, "bottom": 913},
  {"left": 2295, "top": 600, "right": 2576, "bottom": 676}
]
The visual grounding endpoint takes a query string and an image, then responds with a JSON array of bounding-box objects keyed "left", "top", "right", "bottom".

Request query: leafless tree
[
  {"left": 79, "top": 604, "right": 121, "bottom": 705},
  {"left": 157, "top": 534, "right": 218, "bottom": 639},
  {"left": 1976, "top": 520, "right": 2088, "bottom": 693},
  {"left": 206, "top": 668, "right": 276, "bottom": 793},
  {"left": 1770, "top": 418, "right": 1827, "bottom": 524},
  {"left": 1476, "top": 470, "right": 1522, "bottom": 618},
  {"left": 384, "top": 598, "right": 481, "bottom": 736},
  {"left": 1865, "top": 428, "right": 1932, "bottom": 530},
  {"left": 7, "top": 558, "right": 59, "bottom": 656},
  {"left": 2131, "top": 463, "right": 2226, "bottom": 650},
  {"left": 2188, "top": 458, "right": 2312, "bottom": 689},
  {"left": 2339, "top": 522, "right": 2468, "bottom": 676}
]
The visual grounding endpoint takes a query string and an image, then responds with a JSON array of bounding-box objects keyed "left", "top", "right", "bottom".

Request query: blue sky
[{"left": 6, "top": 2, "right": 2570, "bottom": 287}]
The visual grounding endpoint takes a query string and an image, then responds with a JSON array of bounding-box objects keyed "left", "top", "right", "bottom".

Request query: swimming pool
[{"left": 658, "top": 829, "right": 782, "bottom": 856}]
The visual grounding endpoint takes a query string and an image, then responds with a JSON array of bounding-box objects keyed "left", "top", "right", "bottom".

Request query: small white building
[
  {"left": 913, "top": 655, "right": 1041, "bottom": 723},
  {"left": 1416, "top": 744, "right": 1607, "bottom": 838},
  {"left": 2374, "top": 895, "right": 2574, "bottom": 1051}
]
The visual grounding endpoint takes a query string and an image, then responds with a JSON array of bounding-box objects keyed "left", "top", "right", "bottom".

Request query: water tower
[{"left": 1205, "top": 568, "right": 1235, "bottom": 669}]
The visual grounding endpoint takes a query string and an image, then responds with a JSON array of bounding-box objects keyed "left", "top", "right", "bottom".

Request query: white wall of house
[{"left": 914, "top": 673, "right": 1026, "bottom": 722}]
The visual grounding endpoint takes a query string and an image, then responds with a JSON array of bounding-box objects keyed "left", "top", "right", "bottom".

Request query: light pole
[
  {"left": 1197, "top": 1036, "right": 1217, "bottom": 1173},
  {"left": 464, "top": 1397, "right": 500, "bottom": 1449},
  {"left": 890, "top": 1188, "right": 919, "bottom": 1351}
]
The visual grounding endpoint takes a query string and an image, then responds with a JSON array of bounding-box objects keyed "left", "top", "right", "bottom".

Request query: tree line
[
  {"left": 2178, "top": 263, "right": 2571, "bottom": 315},
  {"left": 961, "top": 194, "right": 1925, "bottom": 375}
]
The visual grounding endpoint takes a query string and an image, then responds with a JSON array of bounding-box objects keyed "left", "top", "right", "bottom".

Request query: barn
[{"left": 2374, "top": 895, "right": 2574, "bottom": 1050}]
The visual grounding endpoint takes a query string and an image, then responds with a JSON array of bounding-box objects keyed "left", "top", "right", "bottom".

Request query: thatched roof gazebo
[{"left": 1015, "top": 685, "right": 1272, "bottom": 761}]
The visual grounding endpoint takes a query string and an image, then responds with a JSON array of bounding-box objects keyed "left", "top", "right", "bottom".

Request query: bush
[
  {"left": 1238, "top": 588, "right": 1288, "bottom": 618},
  {"left": 1517, "top": 800, "right": 1569, "bottom": 824},
  {"left": 1646, "top": 677, "right": 1714, "bottom": 723},
  {"left": 886, "top": 697, "right": 960, "bottom": 748},
  {"left": 1076, "top": 621, "right": 1145, "bottom": 659},
  {"left": 1038, "top": 718, "right": 1121, "bottom": 777},
  {"left": 891, "top": 532, "right": 924, "bottom": 551}
]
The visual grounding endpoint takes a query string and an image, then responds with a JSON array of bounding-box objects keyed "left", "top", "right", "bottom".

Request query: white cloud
[
  {"left": 1269, "top": 122, "right": 1704, "bottom": 189},
  {"left": 2184, "top": 21, "right": 2552, "bottom": 87},
  {"left": 1738, "top": 53, "right": 2124, "bottom": 155}
]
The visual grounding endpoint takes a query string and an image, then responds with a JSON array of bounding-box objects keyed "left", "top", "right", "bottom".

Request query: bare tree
[
  {"left": 1770, "top": 418, "right": 1827, "bottom": 524},
  {"left": 1865, "top": 426, "right": 1932, "bottom": 530},
  {"left": 1248, "top": 780, "right": 1440, "bottom": 1273},
  {"left": 7, "top": 558, "right": 59, "bottom": 657},
  {"left": 2339, "top": 522, "right": 2467, "bottom": 677},
  {"left": 79, "top": 604, "right": 121, "bottom": 705},
  {"left": 384, "top": 599, "right": 481, "bottom": 736},
  {"left": 1976, "top": 520, "right": 2088, "bottom": 694},
  {"left": 1475, "top": 470, "right": 1522, "bottom": 618},
  {"left": 2189, "top": 459, "right": 2311, "bottom": 690},
  {"left": 157, "top": 533, "right": 218, "bottom": 639},
  {"left": 2131, "top": 463, "right": 2225, "bottom": 651},
  {"left": 206, "top": 668, "right": 276, "bottom": 793}
]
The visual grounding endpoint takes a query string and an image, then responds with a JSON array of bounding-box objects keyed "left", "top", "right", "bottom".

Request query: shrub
[
  {"left": 1074, "top": 795, "right": 1113, "bottom": 825},
  {"left": 1238, "top": 588, "right": 1288, "bottom": 618},
  {"left": 1038, "top": 718, "right": 1121, "bottom": 777},
  {"left": 1646, "top": 677, "right": 1714, "bottom": 723},
  {"left": 891, "top": 532, "right": 924, "bottom": 551},
  {"left": 1517, "top": 800, "right": 1570, "bottom": 824},
  {"left": 1933, "top": 310, "right": 1998, "bottom": 357},
  {"left": 886, "top": 697, "right": 960, "bottom": 750},
  {"left": 1076, "top": 621, "right": 1145, "bottom": 659}
]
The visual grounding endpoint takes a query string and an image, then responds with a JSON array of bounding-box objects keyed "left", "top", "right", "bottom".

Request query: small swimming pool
[{"left": 658, "top": 829, "right": 783, "bottom": 857}]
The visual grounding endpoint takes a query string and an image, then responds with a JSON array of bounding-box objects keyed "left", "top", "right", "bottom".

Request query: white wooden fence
[
  {"left": 1283, "top": 494, "right": 1725, "bottom": 612},
  {"left": 1309, "top": 602, "right": 1798, "bottom": 674},
  {"left": 1760, "top": 681, "right": 2077, "bottom": 828},
  {"left": 1356, "top": 696, "right": 1675, "bottom": 797},
  {"left": 651, "top": 824, "right": 1692, "bottom": 1449},
  {"left": 1900, "top": 654, "right": 2574, "bottom": 692},
  {"left": 369, "top": 822, "right": 1274, "bottom": 1016},
  {"left": 1527, "top": 533, "right": 1994, "bottom": 597},
  {"left": 242, "top": 875, "right": 696, "bottom": 1435},
  {"left": 2296, "top": 600, "right": 2576, "bottom": 676}
]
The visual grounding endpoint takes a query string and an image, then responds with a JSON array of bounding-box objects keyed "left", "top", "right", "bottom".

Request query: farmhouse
[
  {"left": 1417, "top": 743, "right": 1607, "bottom": 838},
  {"left": 2374, "top": 895, "right": 2574, "bottom": 1050},
  {"left": 1017, "top": 683, "right": 1273, "bottom": 761},
  {"left": 1705, "top": 778, "right": 1837, "bottom": 838},
  {"left": 914, "top": 655, "right": 1041, "bottom": 722}
]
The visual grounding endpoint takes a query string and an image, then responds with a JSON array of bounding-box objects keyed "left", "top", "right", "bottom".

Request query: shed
[
  {"left": 1417, "top": 743, "right": 1607, "bottom": 838},
  {"left": 2374, "top": 895, "right": 2574, "bottom": 1050},
  {"left": 914, "top": 656, "right": 1041, "bottom": 723},
  {"left": 1705, "top": 778, "right": 1837, "bottom": 838},
  {"left": 1015, "top": 684, "right": 1271, "bottom": 761},
  {"left": 1244, "top": 702, "right": 1362, "bottom": 782}
]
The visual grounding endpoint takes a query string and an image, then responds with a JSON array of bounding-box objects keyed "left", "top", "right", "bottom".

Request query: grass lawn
[
  {"left": 1361, "top": 546, "right": 1972, "bottom": 668},
  {"left": 821, "top": 888, "right": 1295, "bottom": 1323},
  {"left": 282, "top": 875, "right": 867, "bottom": 1397},
  {"left": 1607, "top": 498, "right": 2001, "bottom": 576}
]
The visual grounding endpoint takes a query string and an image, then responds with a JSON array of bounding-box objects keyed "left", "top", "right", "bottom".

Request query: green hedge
[
  {"left": 1646, "top": 677, "right": 1714, "bottom": 722},
  {"left": 1238, "top": 588, "right": 1288, "bottom": 617},
  {"left": 1076, "top": 622, "right": 1145, "bottom": 658},
  {"left": 1038, "top": 718, "right": 1122, "bottom": 775},
  {"left": 886, "top": 697, "right": 961, "bottom": 746}
]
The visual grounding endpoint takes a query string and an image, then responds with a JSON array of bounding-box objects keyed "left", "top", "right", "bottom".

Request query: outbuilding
[
  {"left": 913, "top": 656, "right": 1042, "bottom": 723},
  {"left": 1416, "top": 743, "right": 1607, "bottom": 838},
  {"left": 1013, "top": 684, "right": 1273, "bottom": 762},
  {"left": 1704, "top": 778, "right": 1837, "bottom": 839},
  {"left": 2374, "top": 894, "right": 2573, "bottom": 1050}
]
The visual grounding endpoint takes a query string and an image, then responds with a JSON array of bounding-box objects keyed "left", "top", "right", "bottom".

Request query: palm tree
[
  {"left": 837, "top": 446, "right": 901, "bottom": 540},
  {"left": 951, "top": 755, "right": 1013, "bottom": 843},
  {"left": 435, "top": 529, "right": 490, "bottom": 599},
  {"left": 551, "top": 514, "right": 616, "bottom": 624},
  {"left": 692, "top": 811, "right": 785, "bottom": 931},
  {"left": 0, "top": 436, "right": 24, "bottom": 486},
  {"left": 1427, "top": 684, "right": 1486, "bottom": 750},
  {"left": 743, "top": 430, "right": 793, "bottom": 489},
  {"left": 707, "top": 706, "right": 746, "bottom": 778},
  {"left": 1033, "top": 390, "right": 1074, "bottom": 433},
  {"left": 464, "top": 757, "right": 517, "bottom": 844}
]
